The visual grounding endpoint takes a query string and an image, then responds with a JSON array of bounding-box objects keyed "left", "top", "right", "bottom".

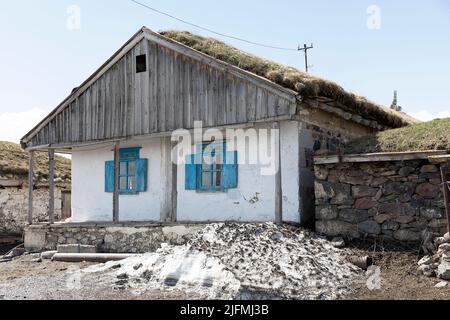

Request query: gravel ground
[
  {"left": 0, "top": 254, "right": 198, "bottom": 300},
  {"left": 1, "top": 223, "right": 361, "bottom": 300},
  {"left": 1, "top": 225, "right": 448, "bottom": 300}
]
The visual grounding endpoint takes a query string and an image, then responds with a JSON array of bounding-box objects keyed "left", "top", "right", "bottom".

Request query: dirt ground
[
  {"left": 346, "top": 239, "right": 450, "bottom": 300},
  {"left": 0, "top": 239, "right": 449, "bottom": 300}
]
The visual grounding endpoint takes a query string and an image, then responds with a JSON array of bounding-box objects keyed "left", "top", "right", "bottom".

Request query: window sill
[{"left": 195, "top": 188, "right": 228, "bottom": 194}]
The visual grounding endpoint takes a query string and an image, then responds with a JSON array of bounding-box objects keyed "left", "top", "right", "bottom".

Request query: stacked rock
[{"left": 418, "top": 237, "right": 450, "bottom": 280}]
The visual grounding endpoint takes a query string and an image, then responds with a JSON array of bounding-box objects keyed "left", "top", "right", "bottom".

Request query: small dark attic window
[{"left": 136, "top": 54, "right": 147, "bottom": 73}]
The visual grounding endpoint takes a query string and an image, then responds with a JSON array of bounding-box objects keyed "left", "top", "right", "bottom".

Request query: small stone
[
  {"left": 271, "top": 232, "right": 283, "bottom": 242},
  {"left": 418, "top": 264, "right": 436, "bottom": 277},
  {"left": 354, "top": 197, "right": 377, "bottom": 210},
  {"left": 440, "top": 243, "right": 450, "bottom": 252},
  {"left": 316, "top": 206, "right": 338, "bottom": 220},
  {"left": 133, "top": 263, "right": 143, "bottom": 270},
  {"left": 399, "top": 166, "right": 415, "bottom": 177},
  {"left": 418, "top": 256, "right": 433, "bottom": 266},
  {"left": 435, "top": 281, "right": 448, "bottom": 288},
  {"left": 31, "top": 257, "right": 42, "bottom": 263},
  {"left": 437, "top": 261, "right": 450, "bottom": 280},
  {"left": 358, "top": 221, "right": 381, "bottom": 235},
  {"left": 429, "top": 219, "right": 448, "bottom": 229},
  {"left": 117, "top": 273, "right": 129, "bottom": 280},
  {"left": 374, "top": 214, "right": 391, "bottom": 224},
  {"left": 395, "top": 216, "right": 415, "bottom": 224},
  {"left": 416, "top": 183, "right": 440, "bottom": 199},
  {"left": 339, "top": 209, "right": 369, "bottom": 223},
  {"left": 420, "top": 208, "right": 443, "bottom": 220},
  {"left": 331, "top": 237, "right": 346, "bottom": 248},
  {"left": 421, "top": 165, "right": 438, "bottom": 173},
  {"left": 352, "top": 186, "right": 378, "bottom": 199},
  {"left": 382, "top": 221, "right": 400, "bottom": 231},
  {"left": 436, "top": 237, "right": 450, "bottom": 247}
]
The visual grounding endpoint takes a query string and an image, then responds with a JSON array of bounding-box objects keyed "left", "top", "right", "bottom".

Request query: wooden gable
[{"left": 21, "top": 28, "right": 297, "bottom": 150}]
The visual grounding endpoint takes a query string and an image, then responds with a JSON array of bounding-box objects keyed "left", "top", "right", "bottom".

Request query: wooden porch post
[
  {"left": 28, "top": 151, "right": 34, "bottom": 225},
  {"left": 171, "top": 140, "right": 178, "bottom": 223},
  {"left": 113, "top": 142, "right": 120, "bottom": 223},
  {"left": 273, "top": 122, "right": 283, "bottom": 223},
  {"left": 48, "top": 149, "right": 55, "bottom": 224}
]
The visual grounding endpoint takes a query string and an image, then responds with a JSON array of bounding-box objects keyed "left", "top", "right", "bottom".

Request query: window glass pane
[
  {"left": 214, "top": 154, "right": 223, "bottom": 171},
  {"left": 128, "top": 176, "right": 136, "bottom": 190},
  {"left": 119, "top": 177, "right": 127, "bottom": 190},
  {"left": 202, "top": 153, "right": 212, "bottom": 166},
  {"left": 128, "top": 161, "right": 136, "bottom": 175},
  {"left": 202, "top": 172, "right": 211, "bottom": 187},
  {"left": 214, "top": 171, "right": 221, "bottom": 187},
  {"left": 120, "top": 162, "right": 127, "bottom": 175}
]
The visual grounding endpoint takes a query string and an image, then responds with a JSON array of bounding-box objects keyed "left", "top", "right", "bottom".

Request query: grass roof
[
  {"left": 160, "top": 30, "right": 414, "bottom": 128},
  {"left": 0, "top": 141, "right": 71, "bottom": 181},
  {"left": 345, "top": 118, "right": 450, "bottom": 154}
]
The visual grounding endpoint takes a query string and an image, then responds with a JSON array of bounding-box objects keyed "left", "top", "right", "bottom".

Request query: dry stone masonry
[
  {"left": 0, "top": 187, "right": 63, "bottom": 235},
  {"left": 314, "top": 159, "right": 446, "bottom": 242}
]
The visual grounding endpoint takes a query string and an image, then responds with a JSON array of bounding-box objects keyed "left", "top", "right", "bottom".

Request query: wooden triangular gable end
[{"left": 21, "top": 27, "right": 298, "bottom": 150}]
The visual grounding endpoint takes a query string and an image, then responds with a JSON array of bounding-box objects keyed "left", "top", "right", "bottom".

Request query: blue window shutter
[
  {"left": 185, "top": 154, "right": 197, "bottom": 190},
  {"left": 136, "top": 159, "right": 148, "bottom": 192},
  {"left": 223, "top": 151, "right": 238, "bottom": 189},
  {"left": 105, "top": 161, "right": 114, "bottom": 193}
]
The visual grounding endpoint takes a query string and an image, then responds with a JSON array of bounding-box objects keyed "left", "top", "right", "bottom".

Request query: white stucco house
[{"left": 20, "top": 28, "right": 414, "bottom": 251}]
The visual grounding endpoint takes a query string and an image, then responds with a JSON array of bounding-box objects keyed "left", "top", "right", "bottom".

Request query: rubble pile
[
  {"left": 83, "top": 223, "right": 361, "bottom": 300},
  {"left": 418, "top": 236, "right": 450, "bottom": 281}
]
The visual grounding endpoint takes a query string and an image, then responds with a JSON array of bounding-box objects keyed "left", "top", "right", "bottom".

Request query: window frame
[
  {"left": 118, "top": 159, "right": 137, "bottom": 194},
  {"left": 136, "top": 54, "right": 147, "bottom": 73},
  {"left": 118, "top": 147, "right": 141, "bottom": 195},
  {"left": 197, "top": 142, "right": 226, "bottom": 193}
]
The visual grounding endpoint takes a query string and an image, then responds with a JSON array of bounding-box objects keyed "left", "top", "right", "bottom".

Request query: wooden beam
[
  {"left": 273, "top": 122, "right": 283, "bottom": 223},
  {"left": 314, "top": 150, "right": 448, "bottom": 165},
  {"left": 48, "top": 149, "right": 55, "bottom": 224},
  {"left": 171, "top": 140, "right": 178, "bottom": 223},
  {"left": 113, "top": 142, "right": 120, "bottom": 223},
  {"left": 28, "top": 151, "right": 34, "bottom": 225}
]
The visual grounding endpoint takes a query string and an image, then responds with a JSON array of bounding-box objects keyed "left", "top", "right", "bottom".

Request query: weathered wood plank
[
  {"left": 24, "top": 36, "right": 297, "bottom": 149},
  {"left": 113, "top": 143, "right": 120, "bottom": 222}
]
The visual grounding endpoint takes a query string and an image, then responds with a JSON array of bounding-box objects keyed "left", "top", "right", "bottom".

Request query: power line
[{"left": 130, "top": 0, "right": 299, "bottom": 51}]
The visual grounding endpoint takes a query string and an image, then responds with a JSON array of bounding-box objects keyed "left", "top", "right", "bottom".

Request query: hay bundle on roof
[{"left": 160, "top": 31, "right": 414, "bottom": 128}]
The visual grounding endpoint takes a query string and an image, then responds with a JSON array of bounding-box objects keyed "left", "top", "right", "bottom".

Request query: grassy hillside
[
  {"left": 0, "top": 141, "right": 71, "bottom": 180},
  {"left": 345, "top": 118, "right": 450, "bottom": 154}
]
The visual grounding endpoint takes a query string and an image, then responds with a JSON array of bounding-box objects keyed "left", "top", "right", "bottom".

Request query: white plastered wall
[
  {"left": 70, "top": 121, "right": 303, "bottom": 223},
  {"left": 71, "top": 138, "right": 164, "bottom": 222}
]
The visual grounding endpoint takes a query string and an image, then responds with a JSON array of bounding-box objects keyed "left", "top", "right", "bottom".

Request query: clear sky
[{"left": 1, "top": 0, "right": 449, "bottom": 143}]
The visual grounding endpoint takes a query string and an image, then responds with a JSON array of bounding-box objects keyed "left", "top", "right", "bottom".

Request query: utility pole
[{"left": 298, "top": 43, "right": 314, "bottom": 73}]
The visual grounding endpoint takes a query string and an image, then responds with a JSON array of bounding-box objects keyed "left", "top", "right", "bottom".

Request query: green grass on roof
[
  {"left": 345, "top": 118, "right": 450, "bottom": 154},
  {"left": 0, "top": 141, "right": 71, "bottom": 180}
]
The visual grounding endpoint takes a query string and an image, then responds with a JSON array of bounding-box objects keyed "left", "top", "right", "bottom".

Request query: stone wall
[
  {"left": 0, "top": 187, "right": 63, "bottom": 235},
  {"left": 314, "top": 159, "right": 447, "bottom": 241},
  {"left": 24, "top": 223, "right": 204, "bottom": 253}
]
